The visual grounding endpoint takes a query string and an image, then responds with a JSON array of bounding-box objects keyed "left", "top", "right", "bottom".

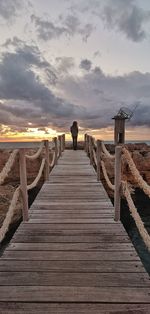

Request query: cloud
[
  {"left": 80, "top": 59, "right": 92, "bottom": 71},
  {"left": 2, "top": 37, "right": 25, "bottom": 48},
  {"left": 0, "top": 42, "right": 88, "bottom": 132},
  {"left": 63, "top": 14, "right": 94, "bottom": 42},
  {"left": 1, "top": 38, "right": 57, "bottom": 84},
  {"left": 1, "top": 40, "right": 150, "bottom": 133},
  {"left": 69, "top": 0, "right": 150, "bottom": 42},
  {"left": 55, "top": 57, "right": 75, "bottom": 74},
  {"left": 93, "top": 50, "right": 101, "bottom": 58},
  {"left": 56, "top": 65, "right": 150, "bottom": 128},
  {"left": 101, "top": 0, "right": 150, "bottom": 42},
  {"left": 31, "top": 14, "right": 67, "bottom": 41},
  {"left": 31, "top": 13, "right": 94, "bottom": 42},
  {"left": 0, "top": 0, "right": 23, "bottom": 21}
]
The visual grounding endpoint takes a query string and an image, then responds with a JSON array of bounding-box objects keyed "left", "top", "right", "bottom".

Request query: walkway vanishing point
[{"left": 0, "top": 149, "right": 150, "bottom": 313}]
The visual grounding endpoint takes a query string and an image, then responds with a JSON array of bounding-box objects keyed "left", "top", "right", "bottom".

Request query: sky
[{"left": 0, "top": 0, "right": 150, "bottom": 141}]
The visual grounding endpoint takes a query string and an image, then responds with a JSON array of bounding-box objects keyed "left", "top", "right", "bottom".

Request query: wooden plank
[
  {"left": 0, "top": 149, "right": 149, "bottom": 309},
  {"left": 29, "top": 209, "right": 114, "bottom": 214},
  {"left": 0, "top": 272, "right": 149, "bottom": 287},
  {"left": 31, "top": 201, "right": 113, "bottom": 207},
  {"left": 32, "top": 201, "right": 112, "bottom": 206},
  {"left": 48, "top": 177, "right": 98, "bottom": 183},
  {"left": 7, "top": 242, "right": 133, "bottom": 251},
  {"left": 15, "top": 227, "right": 126, "bottom": 236},
  {"left": 27, "top": 218, "right": 116, "bottom": 223},
  {"left": 19, "top": 223, "right": 128, "bottom": 232},
  {"left": 29, "top": 213, "right": 114, "bottom": 219},
  {"left": 12, "top": 235, "right": 130, "bottom": 243},
  {"left": 0, "top": 286, "right": 150, "bottom": 302},
  {"left": 0, "top": 260, "right": 145, "bottom": 272},
  {"left": 0, "top": 303, "right": 149, "bottom": 314},
  {"left": 2, "top": 251, "right": 140, "bottom": 261}
]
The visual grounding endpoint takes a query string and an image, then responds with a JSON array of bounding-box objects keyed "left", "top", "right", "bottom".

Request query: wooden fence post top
[
  {"left": 114, "top": 145, "right": 122, "bottom": 221},
  {"left": 115, "top": 145, "right": 122, "bottom": 153},
  {"left": 97, "top": 139, "right": 102, "bottom": 146},
  {"left": 44, "top": 140, "right": 49, "bottom": 181},
  {"left": 19, "top": 148, "right": 28, "bottom": 221}
]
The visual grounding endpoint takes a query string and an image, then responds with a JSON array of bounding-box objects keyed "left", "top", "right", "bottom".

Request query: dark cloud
[
  {"left": 102, "top": 0, "right": 150, "bottom": 42},
  {"left": 63, "top": 15, "right": 94, "bottom": 42},
  {"left": 2, "top": 37, "right": 24, "bottom": 48},
  {"left": 0, "top": 0, "right": 22, "bottom": 21},
  {"left": 80, "top": 59, "right": 92, "bottom": 71},
  {"left": 1, "top": 39, "right": 57, "bottom": 84},
  {"left": 31, "top": 13, "right": 94, "bottom": 42},
  {"left": 31, "top": 14, "right": 67, "bottom": 41},
  {"left": 57, "top": 64, "right": 150, "bottom": 128},
  {"left": 0, "top": 43, "right": 88, "bottom": 132},
  {"left": 69, "top": 0, "right": 150, "bottom": 42},
  {"left": 1, "top": 39, "right": 150, "bottom": 133}
]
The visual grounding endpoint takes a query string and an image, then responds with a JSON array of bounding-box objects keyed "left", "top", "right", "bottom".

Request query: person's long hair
[{"left": 72, "top": 121, "right": 78, "bottom": 127}]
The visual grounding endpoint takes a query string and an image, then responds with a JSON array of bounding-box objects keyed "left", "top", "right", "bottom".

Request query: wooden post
[
  {"left": 54, "top": 137, "right": 58, "bottom": 165},
  {"left": 87, "top": 135, "right": 90, "bottom": 156},
  {"left": 96, "top": 140, "right": 101, "bottom": 181},
  {"left": 44, "top": 140, "right": 49, "bottom": 181},
  {"left": 84, "top": 134, "right": 87, "bottom": 152},
  {"left": 89, "top": 136, "right": 93, "bottom": 165},
  {"left": 19, "top": 148, "right": 28, "bottom": 221},
  {"left": 62, "top": 134, "right": 65, "bottom": 151},
  {"left": 58, "top": 135, "right": 62, "bottom": 157},
  {"left": 114, "top": 146, "right": 122, "bottom": 221}
]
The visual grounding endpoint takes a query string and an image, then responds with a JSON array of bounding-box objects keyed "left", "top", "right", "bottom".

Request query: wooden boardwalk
[{"left": 0, "top": 150, "right": 150, "bottom": 313}]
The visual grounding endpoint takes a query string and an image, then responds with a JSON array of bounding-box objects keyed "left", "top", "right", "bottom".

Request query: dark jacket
[{"left": 70, "top": 125, "right": 78, "bottom": 137}]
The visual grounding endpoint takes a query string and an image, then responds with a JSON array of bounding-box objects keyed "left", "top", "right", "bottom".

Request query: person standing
[{"left": 70, "top": 121, "right": 78, "bottom": 150}]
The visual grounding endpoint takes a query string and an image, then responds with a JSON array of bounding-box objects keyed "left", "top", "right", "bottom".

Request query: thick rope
[
  {"left": 93, "top": 138, "right": 97, "bottom": 149},
  {"left": 0, "top": 150, "right": 19, "bottom": 185},
  {"left": 27, "top": 158, "right": 45, "bottom": 190},
  {"left": 50, "top": 151, "right": 55, "bottom": 168},
  {"left": 0, "top": 187, "right": 20, "bottom": 242},
  {"left": 101, "top": 160, "right": 115, "bottom": 191},
  {"left": 101, "top": 141, "right": 115, "bottom": 160},
  {"left": 122, "top": 181, "right": 150, "bottom": 251},
  {"left": 122, "top": 147, "right": 150, "bottom": 198},
  {"left": 25, "top": 142, "right": 44, "bottom": 160},
  {"left": 92, "top": 148, "right": 97, "bottom": 166}
]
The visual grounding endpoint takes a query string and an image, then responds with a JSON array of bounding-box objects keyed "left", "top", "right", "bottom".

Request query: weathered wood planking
[
  {"left": 0, "top": 149, "right": 150, "bottom": 313},
  {"left": 0, "top": 303, "right": 150, "bottom": 314}
]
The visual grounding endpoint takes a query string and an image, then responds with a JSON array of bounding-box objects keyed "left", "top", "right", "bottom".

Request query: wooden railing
[{"left": 0, "top": 134, "right": 65, "bottom": 242}]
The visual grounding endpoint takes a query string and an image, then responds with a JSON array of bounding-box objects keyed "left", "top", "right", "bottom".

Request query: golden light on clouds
[{"left": 0, "top": 124, "right": 149, "bottom": 142}]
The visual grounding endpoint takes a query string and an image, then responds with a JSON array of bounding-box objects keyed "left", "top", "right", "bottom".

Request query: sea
[{"left": 0, "top": 140, "right": 150, "bottom": 149}]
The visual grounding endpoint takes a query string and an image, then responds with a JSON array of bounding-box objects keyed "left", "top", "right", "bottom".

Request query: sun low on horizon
[{"left": 0, "top": 0, "right": 150, "bottom": 142}]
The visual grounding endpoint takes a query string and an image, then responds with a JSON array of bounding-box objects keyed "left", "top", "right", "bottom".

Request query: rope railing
[
  {"left": 122, "top": 181, "right": 150, "bottom": 251},
  {"left": 0, "top": 134, "right": 65, "bottom": 242},
  {"left": 27, "top": 158, "right": 46, "bottom": 191},
  {"left": 85, "top": 134, "right": 114, "bottom": 187},
  {"left": 0, "top": 149, "right": 19, "bottom": 185},
  {"left": 92, "top": 148, "right": 97, "bottom": 166},
  {"left": 101, "top": 160, "right": 115, "bottom": 191},
  {"left": 25, "top": 141, "right": 44, "bottom": 160},
  {"left": 101, "top": 141, "right": 115, "bottom": 160},
  {"left": 122, "top": 147, "right": 150, "bottom": 198},
  {"left": 0, "top": 187, "right": 21, "bottom": 242},
  {"left": 84, "top": 133, "right": 150, "bottom": 251},
  {"left": 49, "top": 151, "right": 55, "bottom": 168}
]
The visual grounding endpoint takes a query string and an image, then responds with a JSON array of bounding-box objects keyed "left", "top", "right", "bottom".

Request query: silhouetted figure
[{"left": 70, "top": 121, "right": 78, "bottom": 150}]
